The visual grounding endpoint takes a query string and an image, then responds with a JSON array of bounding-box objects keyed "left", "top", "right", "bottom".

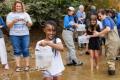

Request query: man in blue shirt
[
  {"left": 62, "top": 7, "right": 83, "bottom": 66},
  {"left": 94, "top": 9, "right": 119, "bottom": 75}
]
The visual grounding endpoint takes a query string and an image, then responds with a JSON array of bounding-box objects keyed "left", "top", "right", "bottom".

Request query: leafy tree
[
  {"left": 22, "top": 0, "right": 86, "bottom": 28},
  {"left": 0, "top": 3, "right": 11, "bottom": 16}
]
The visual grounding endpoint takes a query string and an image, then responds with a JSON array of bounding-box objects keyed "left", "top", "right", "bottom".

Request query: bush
[{"left": 0, "top": 3, "right": 11, "bottom": 16}]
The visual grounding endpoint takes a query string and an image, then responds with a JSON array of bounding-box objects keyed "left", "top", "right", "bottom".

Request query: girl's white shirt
[{"left": 35, "top": 38, "right": 65, "bottom": 75}]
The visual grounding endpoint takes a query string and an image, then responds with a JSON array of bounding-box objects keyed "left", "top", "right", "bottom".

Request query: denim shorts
[{"left": 10, "top": 35, "right": 30, "bottom": 57}]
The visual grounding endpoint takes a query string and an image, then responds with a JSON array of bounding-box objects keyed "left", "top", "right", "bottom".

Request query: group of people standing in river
[{"left": 0, "top": 1, "right": 120, "bottom": 80}]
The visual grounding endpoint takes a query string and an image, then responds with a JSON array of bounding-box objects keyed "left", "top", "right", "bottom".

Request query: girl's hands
[
  {"left": 39, "top": 40, "right": 52, "bottom": 47},
  {"left": 39, "top": 40, "right": 49, "bottom": 47},
  {"left": 39, "top": 39, "right": 64, "bottom": 51},
  {"left": 93, "top": 31, "right": 99, "bottom": 37}
]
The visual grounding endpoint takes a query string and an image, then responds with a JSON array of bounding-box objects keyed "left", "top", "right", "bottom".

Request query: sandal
[
  {"left": 24, "top": 66, "right": 30, "bottom": 71},
  {"left": 16, "top": 67, "right": 22, "bottom": 72}
]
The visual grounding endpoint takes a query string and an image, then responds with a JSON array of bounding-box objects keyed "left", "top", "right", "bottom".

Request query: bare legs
[
  {"left": 15, "top": 56, "right": 21, "bottom": 67},
  {"left": 90, "top": 50, "right": 99, "bottom": 71},
  {"left": 15, "top": 56, "right": 30, "bottom": 71},
  {"left": 24, "top": 57, "right": 29, "bottom": 66},
  {"left": 15, "top": 56, "right": 29, "bottom": 67}
]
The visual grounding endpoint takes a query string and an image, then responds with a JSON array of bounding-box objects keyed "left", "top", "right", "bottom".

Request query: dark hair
[
  {"left": 90, "top": 14, "right": 97, "bottom": 21},
  {"left": 86, "top": 14, "right": 99, "bottom": 35},
  {"left": 44, "top": 20, "right": 57, "bottom": 29},
  {"left": 97, "top": 9, "right": 106, "bottom": 15},
  {"left": 106, "top": 8, "right": 116, "bottom": 18}
]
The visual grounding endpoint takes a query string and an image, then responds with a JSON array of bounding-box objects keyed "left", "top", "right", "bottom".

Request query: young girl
[
  {"left": 86, "top": 14, "right": 101, "bottom": 71},
  {"left": 35, "top": 20, "right": 65, "bottom": 80}
]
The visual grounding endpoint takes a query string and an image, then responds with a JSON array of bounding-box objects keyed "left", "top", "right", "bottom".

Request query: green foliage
[
  {"left": 25, "top": 0, "right": 67, "bottom": 25},
  {"left": 23, "top": 0, "right": 85, "bottom": 23},
  {"left": 0, "top": 0, "right": 16, "bottom": 16},
  {"left": 0, "top": 3, "right": 11, "bottom": 16},
  {"left": 92, "top": 0, "right": 109, "bottom": 9},
  {"left": 0, "top": 0, "right": 115, "bottom": 23}
]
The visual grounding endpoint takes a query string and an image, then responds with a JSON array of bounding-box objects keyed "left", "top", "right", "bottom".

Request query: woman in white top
[
  {"left": 35, "top": 20, "right": 65, "bottom": 80},
  {"left": 6, "top": 1, "right": 32, "bottom": 72}
]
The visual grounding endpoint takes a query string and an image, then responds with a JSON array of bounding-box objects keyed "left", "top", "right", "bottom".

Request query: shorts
[
  {"left": 10, "top": 35, "right": 30, "bottom": 57},
  {"left": 42, "top": 70, "right": 62, "bottom": 77}
]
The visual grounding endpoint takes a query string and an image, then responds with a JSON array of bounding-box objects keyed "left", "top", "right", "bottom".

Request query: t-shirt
[
  {"left": 76, "top": 10, "right": 86, "bottom": 19},
  {"left": 6, "top": 12, "right": 32, "bottom": 36},
  {"left": 64, "top": 15, "right": 75, "bottom": 28},
  {"left": 97, "top": 20, "right": 103, "bottom": 30},
  {"left": 64, "top": 15, "right": 75, "bottom": 31},
  {"left": 102, "top": 17, "right": 115, "bottom": 30},
  {"left": 76, "top": 10, "right": 86, "bottom": 24}
]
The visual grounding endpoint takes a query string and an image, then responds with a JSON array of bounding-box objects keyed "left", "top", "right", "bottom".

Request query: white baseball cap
[{"left": 68, "top": 7, "right": 75, "bottom": 11}]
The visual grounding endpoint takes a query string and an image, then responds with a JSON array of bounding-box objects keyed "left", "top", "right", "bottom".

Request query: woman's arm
[
  {"left": 26, "top": 13, "right": 33, "bottom": 27},
  {"left": 7, "top": 19, "right": 18, "bottom": 28},
  {"left": 26, "top": 22, "right": 32, "bottom": 27}
]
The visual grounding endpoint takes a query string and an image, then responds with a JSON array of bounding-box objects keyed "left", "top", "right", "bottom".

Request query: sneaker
[
  {"left": 72, "top": 60, "right": 83, "bottom": 66},
  {"left": 16, "top": 67, "right": 22, "bottom": 72},
  {"left": 4, "top": 64, "right": 9, "bottom": 70},
  {"left": 108, "top": 69, "right": 115, "bottom": 75},
  {"left": 24, "top": 66, "right": 30, "bottom": 71},
  {"left": 116, "top": 56, "right": 120, "bottom": 60},
  {"left": 108, "top": 66, "right": 115, "bottom": 75},
  {"left": 74, "top": 61, "right": 83, "bottom": 66},
  {"left": 66, "top": 63, "right": 75, "bottom": 66},
  {"left": 85, "top": 51, "right": 89, "bottom": 55}
]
